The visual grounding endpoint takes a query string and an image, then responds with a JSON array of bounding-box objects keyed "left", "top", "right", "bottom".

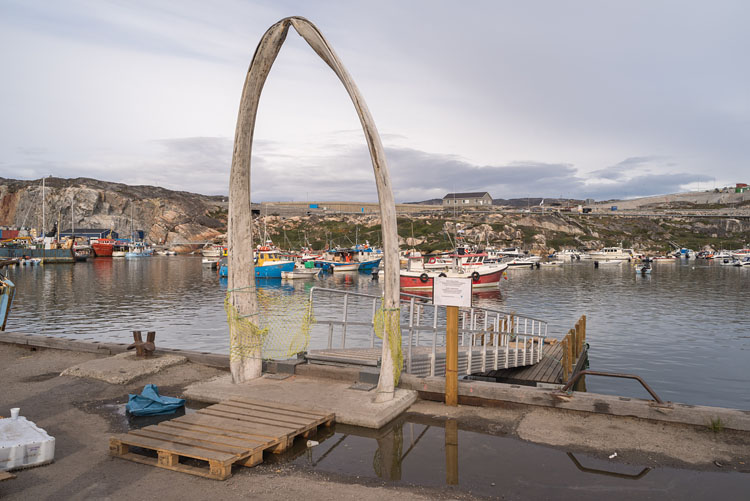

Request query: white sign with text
[{"left": 433, "top": 276, "right": 472, "bottom": 307}]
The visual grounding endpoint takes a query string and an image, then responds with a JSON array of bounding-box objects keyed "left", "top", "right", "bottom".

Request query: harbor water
[{"left": 4, "top": 256, "right": 749, "bottom": 409}]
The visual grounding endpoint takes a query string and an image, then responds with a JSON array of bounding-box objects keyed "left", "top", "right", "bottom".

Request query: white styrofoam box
[{"left": 0, "top": 416, "right": 56, "bottom": 471}]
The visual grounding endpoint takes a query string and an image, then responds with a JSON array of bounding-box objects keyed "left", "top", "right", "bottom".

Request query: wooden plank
[
  {"left": 215, "top": 402, "right": 322, "bottom": 426},
  {"left": 127, "top": 429, "right": 248, "bottom": 456},
  {"left": 110, "top": 434, "right": 237, "bottom": 463},
  {"left": 158, "top": 421, "right": 275, "bottom": 447},
  {"left": 0, "top": 471, "right": 16, "bottom": 482},
  {"left": 197, "top": 408, "right": 302, "bottom": 432},
  {"left": 114, "top": 452, "right": 231, "bottom": 480},
  {"left": 136, "top": 425, "right": 265, "bottom": 453},
  {"left": 223, "top": 400, "right": 328, "bottom": 422},
  {"left": 174, "top": 413, "right": 283, "bottom": 440}
]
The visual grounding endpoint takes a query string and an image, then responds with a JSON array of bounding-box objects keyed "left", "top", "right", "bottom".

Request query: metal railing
[{"left": 308, "top": 287, "right": 549, "bottom": 376}]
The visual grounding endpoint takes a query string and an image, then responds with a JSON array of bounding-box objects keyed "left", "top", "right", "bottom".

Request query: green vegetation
[{"left": 709, "top": 417, "right": 724, "bottom": 433}]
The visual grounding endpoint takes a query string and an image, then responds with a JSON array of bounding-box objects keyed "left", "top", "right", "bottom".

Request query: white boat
[
  {"left": 125, "top": 242, "right": 153, "bottom": 258},
  {"left": 281, "top": 265, "right": 322, "bottom": 279},
  {"left": 201, "top": 244, "right": 223, "bottom": 258},
  {"left": 555, "top": 250, "right": 581, "bottom": 261},
  {"left": 400, "top": 263, "right": 509, "bottom": 291},
  {"left": 202, "top": 257, "right": 220, "bottom": 268},
  {"left": 539, "top": 260, "right": 563, "bottom": 267},
  {"left": 734, "top": 257, "right": 750, "bottom": 267},
  {"left": 589, "top": 247, "right": 635, "bottom": 261},
  {"left": 504, "top": 257, "right": 539, "bottom": 268}
]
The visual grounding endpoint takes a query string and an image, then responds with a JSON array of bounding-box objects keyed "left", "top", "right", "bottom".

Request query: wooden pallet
[
  {"left": 0, "top": 471, "right": 16, "bottom": 482},
  {"left": 109, "top": 398, "right": 334, "bottom": 480}
]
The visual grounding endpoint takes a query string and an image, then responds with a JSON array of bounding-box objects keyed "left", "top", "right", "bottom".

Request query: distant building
[
  {"left": 442, "top": 192, "right": 493, "bottom": 207},
  {"left": 59, "top": 228, "right": 119, "bottom": 239},
  {"left": 736, "top": 183, "right": 749, "bottom": 193}
]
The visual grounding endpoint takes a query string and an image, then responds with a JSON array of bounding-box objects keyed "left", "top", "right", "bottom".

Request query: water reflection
[
  {"left": 566, "top": 452, "right": 651, "bottom": 480},
  {"left": 445, "top": 419, "right": 459, "bottom": 485},
  {"left": 288, "top": 414, "right": 748, "bottom": 498},
  {"left": 6, "top": 258, "right": 750, "bottom": 408}
]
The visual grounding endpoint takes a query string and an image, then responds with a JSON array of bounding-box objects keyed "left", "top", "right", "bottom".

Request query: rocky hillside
[
  {"left": 259, "top": 211, "right": 750, "bottom": 255},
  {"left": 0, "top": 177, "right": 227, "bottom": 249},
  {"left": 2, "top": 177, "right": 748, "bottom": 255}
]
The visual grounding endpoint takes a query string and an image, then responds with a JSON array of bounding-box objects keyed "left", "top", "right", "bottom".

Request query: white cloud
[{"left": 1, "top": 1, "right": 748, "bottom": 200}]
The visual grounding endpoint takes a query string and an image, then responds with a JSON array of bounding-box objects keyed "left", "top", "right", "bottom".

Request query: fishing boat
[
  {"left": 253, "top": 247, "right": 295, "bottom": 278},
  {"left": 352, "top": 244, "right": 383, "bottom": 271},
  {"left": 201, "top": 244, "right": 223, "bottom": 258},
  {"left": 73, "top": 243, "right": 92, "bottom": 262},
  {"left": 125, "top": 242, "right": 153, "bottom": 258},
  {"left": 315, "top": 249, "right": 360, "bottom": 272},
  {"left": 734, "top": 257, "right": 750, "bottom": 267},
  {"left": 400, "top": 263, "right": 508, "bottom": 291},
  {"left": 91, "top": 238, "right": 116, "bottom": 257},
  {"left": 217, "top": 246, "right": 295, "bottom": 278},
  {"left": 589, "top": 247, "right": 635, "bottom": 261},
  {"left": 399, "top": 253, "right": 509, "bottom": 291},
  {"left": 111, "top": 241, "right": 129, "bottom": 257},
  {"left": 281, "top": 262, "right": 322, "bottom": 279},
  {"left": 555, "top": 249, "right": 582, "bottom": 261}
]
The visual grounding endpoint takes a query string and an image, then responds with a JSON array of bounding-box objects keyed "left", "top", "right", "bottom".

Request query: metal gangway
[{"left": 305, "top": 287, "right": 549, "bottom": 377}]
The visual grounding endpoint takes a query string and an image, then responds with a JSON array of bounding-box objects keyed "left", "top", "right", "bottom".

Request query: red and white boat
[
  {"left": 91, "top": 238, "right": 116, "bottom": 257},
  {"left": 400, "top": 262, "right": 509, "bottom": 291}
]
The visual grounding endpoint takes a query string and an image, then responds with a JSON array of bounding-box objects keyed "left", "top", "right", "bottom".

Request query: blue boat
[
  {"left": 1, "top": 273, "right": 15, "bottom": 331},
  {"left": 218, "top": 248, "right": 295, "bottom": 279},
  {"left": 352, "top": 244, "right": 383, "bottom": 271}
]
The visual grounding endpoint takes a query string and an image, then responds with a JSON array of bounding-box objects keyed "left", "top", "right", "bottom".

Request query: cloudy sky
[{"left": 1, "top": 1, "right": 748, "bottom": 202}]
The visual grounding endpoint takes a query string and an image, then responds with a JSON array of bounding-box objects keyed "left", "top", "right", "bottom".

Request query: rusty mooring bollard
[{"left": 127, "top": 330, "right": 156, "bottom": 357}]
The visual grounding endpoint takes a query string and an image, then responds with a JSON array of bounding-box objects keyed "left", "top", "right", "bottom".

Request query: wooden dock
[
  {"left": 110, "top": 397, "right": 334, "bottom": 480},
  {"left": 307, "top": 342, "right": 544, "bottom": 377},
  {"left": 474, "top": 315, "right": 588, "bottom": 387}
]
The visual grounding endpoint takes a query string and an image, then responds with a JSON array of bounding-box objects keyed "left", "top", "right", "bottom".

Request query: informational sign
[{"left": 433, "top": 276, "right": 472, "bottom": 307}]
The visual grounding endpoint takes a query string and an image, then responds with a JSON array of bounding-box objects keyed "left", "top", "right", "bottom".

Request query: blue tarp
[{"left": 126, "top": 384, "right": 185, "bottom": 416}]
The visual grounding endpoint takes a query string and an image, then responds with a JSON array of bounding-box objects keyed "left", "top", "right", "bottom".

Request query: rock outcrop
[{"left": 0, "top": 177, "right": 226, "bottom": 249}]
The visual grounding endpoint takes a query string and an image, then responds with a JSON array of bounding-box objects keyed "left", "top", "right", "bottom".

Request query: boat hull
[
  {"left": 357, "top": 258, "right": 382, "bottom": 271},
  {"left": 255, "top": 261, "right": 295, "bottom": 278},
  {"left": 219, "top": 260, "right": 296, "bottom": 278},
  {"left": 1, "top": 276, "right": 15, "bottom": 331},
  {"left": 0, "top": 248, "right": 75, "bottom": 263},
  {"left": 400, "top": 266, "right": 506, "bottom": 291}
]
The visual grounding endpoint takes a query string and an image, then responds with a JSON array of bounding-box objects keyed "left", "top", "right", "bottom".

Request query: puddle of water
[{"left": 273, "top": 415, "right": 750, "bottom": 500}]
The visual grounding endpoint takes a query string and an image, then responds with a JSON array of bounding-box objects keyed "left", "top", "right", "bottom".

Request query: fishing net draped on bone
[{"left": 226, "top": 288, "right": 314, "bottom": 361}]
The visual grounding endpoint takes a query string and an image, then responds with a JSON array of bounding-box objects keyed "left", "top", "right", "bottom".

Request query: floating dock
[
  {"left": 473, "top": 316, "right": 588, "bottom": 387},
  {"left": 110, "top": 397, "right": 334, "bottom": 480},
  {"left": 307, "top": 341, "right": 545, "bottom": 377}
]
